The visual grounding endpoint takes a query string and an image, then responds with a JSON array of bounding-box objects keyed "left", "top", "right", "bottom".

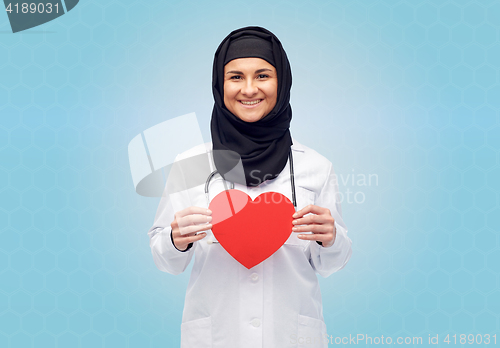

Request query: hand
[
  {"left": 171, "top": 207, "right": 212, "bottom": 251},
  {"left": 292, "top": 205, "right": 336, "bottom": 248}
]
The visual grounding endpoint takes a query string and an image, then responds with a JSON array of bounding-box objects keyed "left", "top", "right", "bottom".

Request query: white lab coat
[{"left": 148, "top": 140, "right": 352, "bottom": 348}]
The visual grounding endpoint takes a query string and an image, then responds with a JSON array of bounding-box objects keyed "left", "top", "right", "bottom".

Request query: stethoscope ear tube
[
  {"left": 205, "top": 149, "right": 297, "bottom": 209},
  {"left": 288, "top": 150, "right": 297, "bottom": 209},
  {"left": 205, "top": 170, "right": 234, "bottom": 207}
]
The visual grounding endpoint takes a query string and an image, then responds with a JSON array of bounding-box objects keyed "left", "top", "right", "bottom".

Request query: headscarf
[{"left": 210, "top": 26, "right": 293, "bottom": 187}]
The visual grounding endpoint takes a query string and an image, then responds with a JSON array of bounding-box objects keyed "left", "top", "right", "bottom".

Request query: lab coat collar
[{"left": 291, "top": 139, "right": 305, "bottom": 152}]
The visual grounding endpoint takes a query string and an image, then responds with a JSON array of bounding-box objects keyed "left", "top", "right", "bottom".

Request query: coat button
[
  {"left": 251, "top": 273, "right": 259, "bottom": 282},
  {"left": 251, "top": 318, "right": 261, "bottom": 327}
]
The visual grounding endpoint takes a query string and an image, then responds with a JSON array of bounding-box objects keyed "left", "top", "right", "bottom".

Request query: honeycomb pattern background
[{"left": 1, "top": 0, "right": 499, "bottom": 347}]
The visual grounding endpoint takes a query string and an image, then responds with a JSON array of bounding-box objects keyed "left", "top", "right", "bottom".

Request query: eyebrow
[{"left": 226, "top": 68, "right": 274, "bottom": 75}]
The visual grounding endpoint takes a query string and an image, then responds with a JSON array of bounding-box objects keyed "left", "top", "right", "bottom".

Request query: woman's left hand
[{"left": 292, "top": 205, "right": 336, "bottom": 247}]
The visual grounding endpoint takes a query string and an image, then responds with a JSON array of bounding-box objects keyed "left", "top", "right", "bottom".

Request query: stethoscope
[{"left": 204, "top": 150, "right": 297, "bottom": 210}]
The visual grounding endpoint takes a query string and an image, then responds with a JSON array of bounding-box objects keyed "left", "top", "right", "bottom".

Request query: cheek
[
  {"left": 223, "top": 84, "right": 231, "bottom": 109},
  {"left": 268, "top": 83, "right": 278, "bottom": 108},
  {"left": 223, "top": 83, "right": 236, "bottom": 103}
]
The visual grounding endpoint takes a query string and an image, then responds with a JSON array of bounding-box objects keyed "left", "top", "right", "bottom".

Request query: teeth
[{"left": 240, "top": 100, "right": 261, "bottom": 105}]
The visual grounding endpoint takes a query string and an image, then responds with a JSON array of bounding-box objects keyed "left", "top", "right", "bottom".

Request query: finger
[
  {"left": 177, "top": 207, "right": 212, "bottom": 218},
  {"left": 179, "top": 223, "right": 213, "bottom": 236},
  {"left": 179, "top": 214, "right": 212, "bottom": 227},
  {"left": 292, "top": 214, "right": 332, "bottom": 226},
  {"left": 177, "top": 231, "right": 208, "bottom": 244},
  {"left": 296, "top": 232, "right": 332, "bottom": 243},
  {"left": 292, "top": 205, "right": 328, "bottom": 219},
  {"left": 292, "top": 224, "right": 332, "bottom": 234}
]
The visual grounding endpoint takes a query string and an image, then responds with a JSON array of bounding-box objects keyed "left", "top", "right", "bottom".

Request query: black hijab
[{"left": 210, "top": 26, "right": 293, "bottom": 187}]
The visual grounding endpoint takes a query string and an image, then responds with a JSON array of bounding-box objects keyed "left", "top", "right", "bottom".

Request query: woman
[{"left": 148, "top": 26, "right": 352, "bottom": 348}]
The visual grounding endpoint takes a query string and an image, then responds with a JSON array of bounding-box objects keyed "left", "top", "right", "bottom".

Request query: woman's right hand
[{"left": 171, "top": 207, "right": 212, "bottom": 251}]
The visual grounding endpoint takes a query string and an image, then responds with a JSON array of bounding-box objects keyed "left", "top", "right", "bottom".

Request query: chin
[
  {"left": 229, "top": 104, "right": 268, "bottom": 122},
  {"left": 238, "top": 114, "right": 264, "bottom": 122}
]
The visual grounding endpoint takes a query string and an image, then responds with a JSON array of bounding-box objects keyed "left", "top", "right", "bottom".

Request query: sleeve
[
  {"left": 147, "top": 182, "right": 196, "bottom": 276},
  {"left": 307, "top": 162, "right": 352, "bottom": 278}
]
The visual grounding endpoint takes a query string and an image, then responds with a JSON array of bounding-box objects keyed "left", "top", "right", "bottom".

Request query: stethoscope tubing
[{"left": 205, "top": 150, "right": 297, "bottom": 209}]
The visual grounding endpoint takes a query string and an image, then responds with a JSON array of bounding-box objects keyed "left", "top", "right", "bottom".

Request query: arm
[
  {"left": 307, "top": 220, "right": 352, "bottom": 278},
  {"left": 148, "top": 191, "right": 196, "bottom": 275},
  {"left": 148, "top": 180, "right": 211, "bottom": 275},
  {"left": 293, "top": 162, "right": 352, "bottom": 277}
]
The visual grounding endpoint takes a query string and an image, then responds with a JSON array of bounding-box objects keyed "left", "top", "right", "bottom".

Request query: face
[{"left": 223, "top": 57, "right": 278, "bottom": 123}]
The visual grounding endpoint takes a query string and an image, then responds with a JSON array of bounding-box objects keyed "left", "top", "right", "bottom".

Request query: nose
[{"left": 241, "top": 79, "right": 258, "bottom": 97}]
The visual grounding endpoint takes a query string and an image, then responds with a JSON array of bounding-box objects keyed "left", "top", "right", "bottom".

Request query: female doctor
[{"left": 148, "top": 26, "right": 352, "bottom": 348}]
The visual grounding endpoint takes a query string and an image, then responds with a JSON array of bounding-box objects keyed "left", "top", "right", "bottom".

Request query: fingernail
[
  {"left": 292, "top": 213, "right": 297, "bottom": 218},
  {"left": 207, "top": 209, "right": 212, "bottom": 214},
  {"left": 207, "top": 216, "right": 212, "bottom": 222},
  {"left": 298, "top": 234, "right": 303, "bottom": 238},
  {"left": 292, "top": 220, "right": 297, "bottom": 224},
  {"left": 292, "top": 227, "right": 298, "bottom": 231}
]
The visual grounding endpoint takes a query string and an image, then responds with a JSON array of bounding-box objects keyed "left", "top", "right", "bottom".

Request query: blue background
[{"left": 1, "top": 0, "right": 499, "bottom": 347}]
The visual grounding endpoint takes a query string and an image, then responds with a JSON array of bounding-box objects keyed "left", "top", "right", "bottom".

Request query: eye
[
  {"left": 257, "top": 74, "right": 269, "bottom": 79},
  {"left": 229, "top": 75, "right": 242, "bottom": 80}
]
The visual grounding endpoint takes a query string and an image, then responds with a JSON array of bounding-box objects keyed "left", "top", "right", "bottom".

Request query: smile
[{"left": 239, "top": 99, "right": 262, "bottom": 105}]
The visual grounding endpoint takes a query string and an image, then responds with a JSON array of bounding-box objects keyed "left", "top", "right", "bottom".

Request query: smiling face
[{"left": 223, "top": 57, "right": 278, "bottom": 123}]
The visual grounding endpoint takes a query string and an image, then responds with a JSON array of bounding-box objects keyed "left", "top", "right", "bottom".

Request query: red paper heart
[{"left": 209, "top": 189, "right": 295, "bottom": 269}]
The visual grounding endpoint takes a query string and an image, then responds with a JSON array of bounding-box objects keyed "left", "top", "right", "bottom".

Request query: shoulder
[
  {"left": 290, "top": 139, "right": 334, "bottom": 192},
  {"left": 291, "top": 138, "right": 332, "bottom": 171},
  {"left": 175, "top": 142, "right": 212, "bottom": 161}
]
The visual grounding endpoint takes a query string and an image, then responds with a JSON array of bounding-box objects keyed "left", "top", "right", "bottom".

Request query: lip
[{"left": 238, "top": 99, "right": 263, "bottom": 108}]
